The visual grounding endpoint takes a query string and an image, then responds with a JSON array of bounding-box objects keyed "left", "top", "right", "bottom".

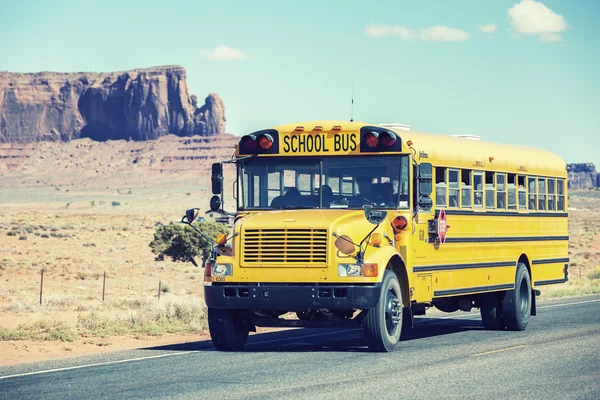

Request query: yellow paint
[
  {"left": 214, "top": 120, "right": 569, "bottom": 306},
  {"left": 471, "top": 345, "right": 528, "bottom": 357}
]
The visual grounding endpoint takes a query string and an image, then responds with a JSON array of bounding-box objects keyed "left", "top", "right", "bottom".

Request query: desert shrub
[
  {"left": 149, "top": 221, "right": 229, "bottom": 266},
  {"left": 589, "top": 266, "right": 600, "bottom": 280},
  {"left": 0, "top": 320, "right": 75, "bottom": 342}
]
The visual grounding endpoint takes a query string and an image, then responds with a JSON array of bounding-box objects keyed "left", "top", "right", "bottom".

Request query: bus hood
[{"left": 234, "top": 209, "right": 392, "bottom": 267}]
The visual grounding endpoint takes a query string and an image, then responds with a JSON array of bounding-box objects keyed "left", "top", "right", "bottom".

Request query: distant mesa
[
  {"left": 568, "top": 163, "right": 600, "bottom": 190},
  {"left": 0, "top": 65, "right": 226, "bottom": 143}
]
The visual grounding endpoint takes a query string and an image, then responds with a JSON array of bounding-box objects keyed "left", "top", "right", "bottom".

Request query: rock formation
[
  {"left": 568, "top": 163, "right": 600, "bottom": 190},
  {"left": 0, "top": 66, "right": 225, "bottom": 143}
]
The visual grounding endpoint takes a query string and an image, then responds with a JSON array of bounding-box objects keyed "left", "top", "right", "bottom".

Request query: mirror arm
[
  {"left": 181, "top": 217, "right": 216, "bottom": 246},
  {"left": 356, "top": 224, "right": 380, "bottom": 263}
]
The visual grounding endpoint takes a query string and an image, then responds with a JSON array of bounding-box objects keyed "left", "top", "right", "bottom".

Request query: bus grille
[{"left": 242, "top": 228, "right": 328, "bottom": 265}]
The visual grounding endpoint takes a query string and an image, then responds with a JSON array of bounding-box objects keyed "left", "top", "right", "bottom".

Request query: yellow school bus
[{"left": 183, "top": 120, "right": 569, "bottom": 352}]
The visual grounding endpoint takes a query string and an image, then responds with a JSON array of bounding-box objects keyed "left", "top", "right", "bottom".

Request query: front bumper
[{"left": 204, "top": 284, "right": 381, "bottom": 310}]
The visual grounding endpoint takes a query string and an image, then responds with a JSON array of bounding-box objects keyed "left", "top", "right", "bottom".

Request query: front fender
[{"left": 363, "top": 245, "right": 402, "bottom": 282}]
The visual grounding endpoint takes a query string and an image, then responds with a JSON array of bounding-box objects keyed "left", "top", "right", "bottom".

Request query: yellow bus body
[{"left": 207, "top": 120, "right": 568, "bottom": 304}]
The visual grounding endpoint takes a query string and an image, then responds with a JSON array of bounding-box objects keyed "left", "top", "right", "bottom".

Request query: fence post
[
  {"left": 102, "top": 270, "right": 106, "bottom": 302},
  {"left": 158, "top": 280, "right": 161, "bottom": 300},
  {"left": 39, "top": 267, "right": 44, "bottom": 305}
]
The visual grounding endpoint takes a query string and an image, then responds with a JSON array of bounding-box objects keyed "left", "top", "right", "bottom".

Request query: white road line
[
  {"left": 0, "top": 351, "right": 190, "bottom": 381},
  {"left": 537, "top": 298, "right": 600, "bottom": 309},
  {"left": 1, "top": 298, "right": 597, "bottom": 380},
  {"left": 0, "top": 330, "right": 360, "bottom": 380}
]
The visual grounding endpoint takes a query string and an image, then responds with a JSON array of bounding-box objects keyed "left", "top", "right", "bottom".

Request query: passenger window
[
  {"left": 518, "top": 175, "right": 527, "bottom": 210},
  {"left": 547, "top": 178, "right": 556, "bottom": 211},
  {"left": 449, "top": 169, "right": 459, "bottom": 208},
  {"left": 528, "top": 177, "right": 537, "bottom": 210},
  {"left": 328, "top": 176, "right": 340, "bottom": 194},
  {"left": 474, "top": 171, "right": 484, "bottom": 208},
  {"left": 557, "top": 179, "right": 565, "bottom": 211},
  {"left": 507, "top": 174, "right": 517, "bottom": 210},
  {"left": 436, "top": 167, "right": 447, "bottom": 207},
  {"left": 538, "top": 177, "right": 546, "bottom": 211},
  {"left": 496, "top": 173, "right": 506, "bottom": 210},
  {"left": 485, "top": 172, "right": 495, "bottom": 209},
  {"left": 461, "top": 170, "right": 472, "bottom": 208}
]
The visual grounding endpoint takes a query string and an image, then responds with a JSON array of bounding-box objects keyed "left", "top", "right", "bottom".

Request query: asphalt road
[{"left": 1, "top": 296, "right": 599, "bottom": 400}]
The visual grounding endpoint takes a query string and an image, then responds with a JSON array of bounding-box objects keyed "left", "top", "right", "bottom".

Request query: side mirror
[
  {"left": 210, "top": 195, "right": 222, "bottom": 212},
  {"left": 364, "top": 207, "right": 387, "bottom": 225},
  {"left": 211, "top": 163, "right": 223, "bottom": 195},
  {"left": 185, "top": 208, "right": 200, "bottom": 223}
]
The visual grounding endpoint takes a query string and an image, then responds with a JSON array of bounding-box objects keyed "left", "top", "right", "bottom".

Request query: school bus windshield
[{"left": 238, "top": 155, "right": 410, "bottom": 210}]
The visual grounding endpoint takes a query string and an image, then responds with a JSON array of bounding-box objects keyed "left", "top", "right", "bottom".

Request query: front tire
[
  {"left": 502, "top": 263, "right": 532, "bottom": 331},
  {"left": 364, "top": 270, "right": 403, "bottom": 352},
  {"left": 208, "top": 309, "right": 249, "bottom": 351}
]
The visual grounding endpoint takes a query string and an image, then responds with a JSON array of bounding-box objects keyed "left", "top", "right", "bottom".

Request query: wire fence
[{"left": 0, "top": 266, "right": 205, "bottom": 305}]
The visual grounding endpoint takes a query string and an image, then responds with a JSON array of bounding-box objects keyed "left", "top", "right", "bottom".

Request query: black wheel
[
  {"left": 208, "top": 308, "right": 249, "bottom": 351},
  {"left": 480, "top": 292, "right": 505, "bottom": 330},
  {"left": 364, "top": 270, "right": 402, "bottom": 352},
  {"left": 502, "top": 263, "right": 532, "bottom": 331}
]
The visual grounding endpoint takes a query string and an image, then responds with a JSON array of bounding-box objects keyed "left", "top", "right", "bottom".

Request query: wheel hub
[{"left": 385, "top": 289, "right": 402, "bottom": 335}]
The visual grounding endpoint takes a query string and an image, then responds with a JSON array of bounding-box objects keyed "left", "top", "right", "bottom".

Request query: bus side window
[
  {"left": 538, "top": 177, "right": 547, "bottom": 211},
  {"left": 486, "top": 172, "right": 495, "bottom": 209},
  {"left": 528, "top": 177, "right": 537, "bottom": 210},
  {"left": 496, "top": 173, "right": 506, "bottom": 209},
  {"left": 474, "top": 171, "right": 484, "bottom": 208},
  {"left": 508, "top": 174, "right": 517, "bottom": 210},
  {"left": 448, "top": 169, "right": 459, "bottom": 208},
  {"left": 557, "top": 179, "right": 565, "bottom": 211},
  {"left": 547, "top": 178, "right": 556, "bottom": 211},
  {"left": 461, "top": 169, "right": 472, "bottom": 208},
  {"left": 518, "top": 175, "right": 527, "bottom": 210},
  {"left": 436, "top": 167, "right": 447, "bottom": 208}
]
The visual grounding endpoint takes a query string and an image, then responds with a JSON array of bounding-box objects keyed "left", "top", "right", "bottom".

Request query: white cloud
[
  {"left": 365, "top": 24, "right": 470, "bottom": 42},
  {"left": 418, "top": 26, "right": 471, "bottom": 42},
  {"left": 202, "top": 45, "right": 249, "bottom": 61},
  {"left": 507, "top": 0, "right": 567, "bottom": 42},
  {"left": 365, "top": 24, "right": 414, "bottom": 39},
  {"left": 476, "top": 23, "right": 498, "bottom": 33}
]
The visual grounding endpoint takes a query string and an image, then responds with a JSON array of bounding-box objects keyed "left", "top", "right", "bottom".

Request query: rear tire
[
  {"left": 208, "top": 308, "right": 249, "bottom": 351},
  {"left": 502, "top": 263, "right": 532, "bottom": 331},
  {"left": 480, "top": 292, "right": 505, "bottom": 330},
  {"left": 364, "top": 270, "right": 402, "bottom": 352}
]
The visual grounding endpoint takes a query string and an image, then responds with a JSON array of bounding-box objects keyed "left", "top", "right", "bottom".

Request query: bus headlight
[
  {"left": 212, "top": 263, "right": 233, "bottom": 276},
  {"left": 338, "top": 263, "right": 362, "bottom": 277}
]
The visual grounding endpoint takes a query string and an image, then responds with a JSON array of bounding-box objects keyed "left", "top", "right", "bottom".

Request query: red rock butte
[{"left": 0, "top": 65, "right": 226, "bottom": 143}]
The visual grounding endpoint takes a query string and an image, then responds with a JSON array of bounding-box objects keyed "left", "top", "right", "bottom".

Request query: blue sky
[{"left": 1, "top": 0, "right": 598, "bottom": 166}]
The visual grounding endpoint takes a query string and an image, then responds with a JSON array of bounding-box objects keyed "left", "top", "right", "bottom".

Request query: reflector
[
  {"left": 362, "top": 263, "right": 378, "bottom": 277},
  {"left": 392, "top": 216, "right": 408, "bottom": 232},
  {"left": 216, "top": 233, "right": 227, "bottom": 246}
]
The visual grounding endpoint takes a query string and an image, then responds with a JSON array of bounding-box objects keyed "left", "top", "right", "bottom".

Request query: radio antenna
[{"left": 350, "top": 68, "right": 355, "bottom": 122}]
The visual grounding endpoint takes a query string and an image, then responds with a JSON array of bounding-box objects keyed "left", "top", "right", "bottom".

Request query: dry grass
[
  {"left": 1, "top": 191, "right": 599, "bottom": 343},
  {"left": 0, "top": 295, "right": 207, "bottom": 341}
]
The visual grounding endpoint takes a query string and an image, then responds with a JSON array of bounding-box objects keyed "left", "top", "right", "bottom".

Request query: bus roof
[{"left": 269, "top": 120, "right": 567, "bottom": 178}]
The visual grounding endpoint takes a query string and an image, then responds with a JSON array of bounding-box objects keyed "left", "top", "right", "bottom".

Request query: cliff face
[
  {"left": 0, "top": 66, "right": 225, "bottom": 143},
  {"left": 568, "top": 163, "right": 600, "bottom": 190}
]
